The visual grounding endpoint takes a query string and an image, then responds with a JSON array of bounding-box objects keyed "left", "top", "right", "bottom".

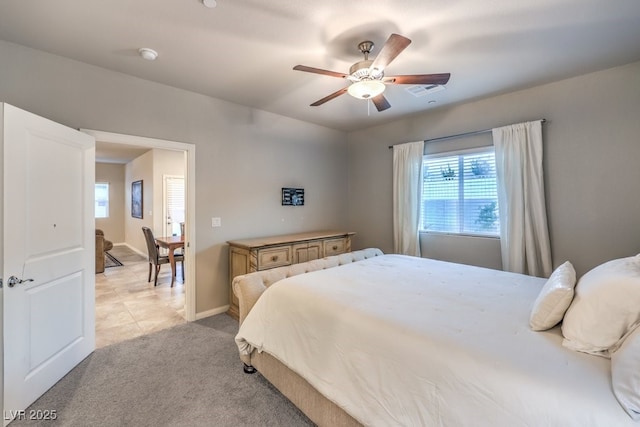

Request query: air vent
[{"left": 405, "top": 84, "right": 445, "bottom": 98}]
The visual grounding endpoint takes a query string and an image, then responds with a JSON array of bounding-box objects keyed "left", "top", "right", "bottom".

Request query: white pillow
[
  {"left": 529, "top": 261, "right": 576, "bottom": 331},
  {"left": 612, "top": 325, "right": 640, "bottom": 420},
  {"left": 561, "top": 254, "right": 640, "bottom": 357}
]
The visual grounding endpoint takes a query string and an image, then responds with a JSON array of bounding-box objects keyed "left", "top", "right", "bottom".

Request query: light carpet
[{"left": 12, "top": 314, "right": 313, "bottom": 427}]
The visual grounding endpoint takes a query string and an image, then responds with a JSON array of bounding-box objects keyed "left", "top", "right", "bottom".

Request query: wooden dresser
[{"left": 227, "top": 230, "right": 355, "bottom": 320}]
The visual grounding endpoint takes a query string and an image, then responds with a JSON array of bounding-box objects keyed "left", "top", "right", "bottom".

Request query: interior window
[
  {"left": 95, "top": 182, "right": 109, "bottom": 219},
  {"left": 420, "top": 148, "right": 499, "bottom": 237}
]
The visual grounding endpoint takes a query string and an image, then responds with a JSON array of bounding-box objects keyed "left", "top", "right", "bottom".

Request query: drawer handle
[
  {"left": 271, "top": 255, "right": 278, "bottom": 262},
  {"left": 332, "top": 245, "right": 338, "bottom": 250}
]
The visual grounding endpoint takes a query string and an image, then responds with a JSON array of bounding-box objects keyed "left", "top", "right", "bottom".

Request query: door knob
[{"left": 7, "top": 276, "right": 34, "bottom": 288}]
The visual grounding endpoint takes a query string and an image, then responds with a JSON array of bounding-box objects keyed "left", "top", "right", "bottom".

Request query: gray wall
[
  {"left": 347, "top": 60, "right": 640, "bottom": 277},
  {"left": 151, "top": 149, "right": 185, "bottom": 238},
  {"left": 4, "top": 37, "right": 639, "bottom": 313},
  {"left": 0, "top": 40, "right": 349, "bottom": 315},
  {"left": 95, "top": 162, "right": 125, "bottom": 243},
  {"left": 125, "top": 151, "right": 155, "bottom": 255}
]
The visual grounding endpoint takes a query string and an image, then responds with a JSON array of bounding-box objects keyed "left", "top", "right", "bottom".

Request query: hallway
[{"left": 95, "top": 245, "right": 186, "bottom": 348}]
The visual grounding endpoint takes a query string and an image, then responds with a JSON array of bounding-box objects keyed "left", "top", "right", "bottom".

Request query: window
[
  {"left": 420, "top": 148, "right": 499, "bottom": 237},
  {"left": 95, "top": 182, "right": 109, "bottom": 218},
  {"left": 165, "top": 176, "right": 185, "bottom": 237}
]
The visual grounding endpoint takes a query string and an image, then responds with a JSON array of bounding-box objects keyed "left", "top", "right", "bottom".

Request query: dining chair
[
  {"left": 141, "top": 226, "right": 184, "bottom": 286},
  {"left": 175, "top": 222, "right": 185, "bottom": 256}
]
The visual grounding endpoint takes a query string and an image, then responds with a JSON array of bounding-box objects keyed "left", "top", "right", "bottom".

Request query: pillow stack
[
  {"left": 612, "top": 325, "right": 640, "bottom": 420},
  {"left": 561, "top": 254, "right": 640, "bottom": 357},
  {"left": 553, "top": 254, "right": 640, "bottom": 420}
]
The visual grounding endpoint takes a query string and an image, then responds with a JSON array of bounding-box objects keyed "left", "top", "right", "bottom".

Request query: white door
[
  {"left": 164, "top": 176, "right": 185, "bottom": 238},
  {"left": 2, "top": 104, "right": 95, "bottom": 422}
]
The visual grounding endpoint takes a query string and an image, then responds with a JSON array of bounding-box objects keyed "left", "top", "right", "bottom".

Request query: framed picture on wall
[
  {"left": 282, "top": 187, "right": 304, "bottom": 206},
  {"left": 131, "top": 180, "right": 143, "bottom": 219}
]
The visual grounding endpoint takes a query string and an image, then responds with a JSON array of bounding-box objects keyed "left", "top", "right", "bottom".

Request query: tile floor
[{"left": 95, "top": 245, "right": 187, "bottom": 348}]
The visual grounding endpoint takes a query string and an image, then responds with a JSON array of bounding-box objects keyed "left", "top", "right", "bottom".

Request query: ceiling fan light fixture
[
  {"left": 294, "top": 34, "right": 449, "bottom": 111},
  {"left": 347, "top": 80, "right": 385, "bottom": 100}
]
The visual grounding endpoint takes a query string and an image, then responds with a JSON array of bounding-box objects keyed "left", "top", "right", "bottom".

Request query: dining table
[{"left": 154, "top": 235, "right": 185, "bottom": 287}]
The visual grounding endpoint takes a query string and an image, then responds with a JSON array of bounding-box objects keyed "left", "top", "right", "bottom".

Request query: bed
[{"left": 234, "top": 249, "right": 640, "bottom": 426}]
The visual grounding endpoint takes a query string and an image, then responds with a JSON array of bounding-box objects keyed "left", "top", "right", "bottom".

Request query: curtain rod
[{"left": 388, "top": 119, "right": 546, "bottom": 149}]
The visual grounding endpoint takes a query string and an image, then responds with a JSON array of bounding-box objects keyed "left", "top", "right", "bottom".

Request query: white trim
[
  {"left": 81, "top": 129, "right": 197, "bottom": 322},
  {"left": 195, "top": 305, "right": 231, "bottom": 320}
]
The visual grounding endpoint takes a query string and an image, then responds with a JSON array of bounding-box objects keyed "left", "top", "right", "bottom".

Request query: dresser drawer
[
  {"left": 257, "top": 246, "right": 292, "bottom": 270},
  {"left": 323, "top": 238, "right": 347, "bottom": 256}
]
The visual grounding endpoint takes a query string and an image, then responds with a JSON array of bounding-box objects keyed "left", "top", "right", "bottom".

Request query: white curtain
[
  {"left": 393, "top": 141, "right": 424, "bottom": 256},
  {"left": 492, "top": 120, "right": 552, "bottom": 277}
]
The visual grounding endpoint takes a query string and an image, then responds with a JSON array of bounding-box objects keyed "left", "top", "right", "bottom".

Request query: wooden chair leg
[
  {"left": 181, "top": 260, "right": 185, "bottom": 281},
  {"left": 148, "top": 263, "right": 152, "bottom": 282},
  {"left": 154, "top": 265, "right": 161, "bottom": 287}
]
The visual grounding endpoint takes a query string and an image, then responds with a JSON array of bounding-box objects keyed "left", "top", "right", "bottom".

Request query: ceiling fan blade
[
  {"left": 384, "top": 73, "right": 451, "bottom": 85},
  {"left": 310, "top": 87, "right": 349, "bottom": 106},
  {"left": 293, "top": 65, "right": 348, "bottom": 79},
  {"left": 371, "top": 94, "right": 391, "bottom": 112},
  {"left": 369, "top": 34, "right": 411, "bottom": 72}
]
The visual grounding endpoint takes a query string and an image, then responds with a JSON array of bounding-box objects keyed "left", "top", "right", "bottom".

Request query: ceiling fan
[{"left": 293, "top": 33, "right": 450, "bottom": 112}]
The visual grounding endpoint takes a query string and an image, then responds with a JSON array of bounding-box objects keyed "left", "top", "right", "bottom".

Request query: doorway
[
  {"left": 84, "top": 129, "right": 196, "bottom": 325},
  {"left": 164, "top": 175, "right": 185, "bottom": 239}
]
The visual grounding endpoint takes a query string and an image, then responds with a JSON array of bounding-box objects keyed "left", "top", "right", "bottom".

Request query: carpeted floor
[{"left": 12, "top": 314, "right": 313, "bottom": 427}]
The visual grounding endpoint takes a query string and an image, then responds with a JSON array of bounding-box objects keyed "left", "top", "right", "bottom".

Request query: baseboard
[{"left": 196, "top": 305, "right": 230, "bottom": 320}]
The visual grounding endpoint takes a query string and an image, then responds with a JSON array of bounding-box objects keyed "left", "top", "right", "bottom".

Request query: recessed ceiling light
[
  {"left": 138, "top": 48, "right": 158, "bottom": 61},
  {"left": 202, "top": 0, "right": 217, "bottom": 8}
]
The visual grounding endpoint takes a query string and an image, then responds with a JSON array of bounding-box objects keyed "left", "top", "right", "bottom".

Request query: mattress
[{"left": 236, "top": 254, "right": 634, "bottom": 426}]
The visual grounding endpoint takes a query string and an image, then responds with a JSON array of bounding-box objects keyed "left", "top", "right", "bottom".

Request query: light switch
[{"left": 212, "top": 217, "right": 222, "bottom": 227}]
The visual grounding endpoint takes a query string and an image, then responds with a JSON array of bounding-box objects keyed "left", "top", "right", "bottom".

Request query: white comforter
[{"left": 236, "top": 255, "right": 634, "bottom": 426}]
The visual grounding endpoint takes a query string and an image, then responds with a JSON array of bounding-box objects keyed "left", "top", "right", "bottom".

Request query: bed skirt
[{"left": 252, "top": 351, "right": 362, "bottom": 427}]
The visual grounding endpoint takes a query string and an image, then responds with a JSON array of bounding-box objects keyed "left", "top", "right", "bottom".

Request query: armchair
[{"left": 95, "top": 229, "right": 113, "bottom": 273}]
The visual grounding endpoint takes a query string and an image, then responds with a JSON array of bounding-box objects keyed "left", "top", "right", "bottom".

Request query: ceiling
[
  {"left": 1, "top": 0, "right": 639, "bottom": 133},
  {"left": 95, "top": 142, "right": 151, "bottom": 164}
]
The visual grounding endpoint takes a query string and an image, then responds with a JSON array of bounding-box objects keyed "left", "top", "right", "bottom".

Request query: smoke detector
[{"left": 138, "top": 48, "right": 158, "bottom": 61}]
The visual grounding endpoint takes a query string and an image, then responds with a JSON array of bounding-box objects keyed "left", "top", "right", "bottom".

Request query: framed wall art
[
  {"left": 282, "top": 187, "right": 304, "bottom": 206},
  {"left": 131, "top": 180, "right": 143, "bottom": 219}
]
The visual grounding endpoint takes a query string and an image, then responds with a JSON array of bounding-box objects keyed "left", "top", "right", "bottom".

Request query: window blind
[
  {"left": 421, "top": 149, "right": 499, "bottom": 236},
  {"left": 95, "top": 182, "right": 109, "bottom": 219},
  {"left": 166, "top": 177, "right": 185, "bottom": 236}
]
